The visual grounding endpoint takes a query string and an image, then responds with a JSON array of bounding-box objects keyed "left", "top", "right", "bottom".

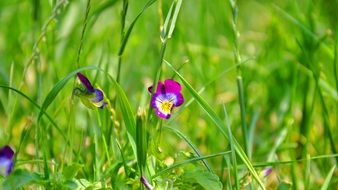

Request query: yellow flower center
[{"left": 159, "top": 100, "right": 174, "bottom": 115}]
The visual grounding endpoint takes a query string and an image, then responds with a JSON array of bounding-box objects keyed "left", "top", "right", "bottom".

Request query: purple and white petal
[
  {"left": 164, "top": 79, "right": 182, "bottom": 93},
  {"left": 155, "top": 108, "right": 171, "bottom": 119},
  {"left": 150, "top": 93, "right": 160, "bottom": 109},
  {"left": 161, "top": 92, "right": 183, "bottom": 107},
  {"left": 91, "top": 89, "right": 104, "bottom": 102},
  {"left": 95, "top": 101, "right": 107, "bottom": 109},
  {"left": 0, "top": 145, "right": 14, "bottom": 176},
  {"left": 151, "top": 93, "right": 175, "bottom": 119},
  {"left": 77, "top": 73, "right": 95, "bottom": 93},
  {"left": 149, "top": 79, "right": 184, "bottom": 119}
]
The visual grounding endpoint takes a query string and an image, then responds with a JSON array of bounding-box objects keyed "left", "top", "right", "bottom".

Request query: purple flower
[
  {"left": 0, "top": 145, "right": 14, "bottom": 176},
  {"left": 148, "top": 79, "right": 184, "bottom": 119},
  {"left": 74, "top": 73, "right": 107, "bottom": 109}
]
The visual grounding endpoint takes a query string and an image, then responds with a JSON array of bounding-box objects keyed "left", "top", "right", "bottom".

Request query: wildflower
[
  {"left": 140, "top": 176, "right": 154, "bottom": 190},
  {"left": 73, "top": 72, "right": 107, "bottom": 109},
  {"left": 0, "top": 145, "right": 14, "bottom": 176},
  {"left": 148, "top": 79, "right": 184, "bottom": 119}
]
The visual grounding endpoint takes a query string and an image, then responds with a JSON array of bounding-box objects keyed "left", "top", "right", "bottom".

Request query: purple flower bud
[
  {"left": 75, "top": 73, "right": 107, "bottom": 109},
  {"left": 77, "top": 73, "right": 95, "bottom": 93}
]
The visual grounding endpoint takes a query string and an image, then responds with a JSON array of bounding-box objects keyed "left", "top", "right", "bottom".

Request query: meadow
[{"left": 0, "top": 0, "right": 337, "bottom": 189}]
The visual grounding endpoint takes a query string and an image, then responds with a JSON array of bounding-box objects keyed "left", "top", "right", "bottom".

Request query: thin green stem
[
  {"left": 76, "top": 0, "right": 92, "bottom": 69},
  {"left": 252, "top": 154, "right": 338, "bottom": 167},
  {"left": 116, "top": 0, "right": 129, "bottom": 83},
  {"left": 236, "top": 76, "right": 248, "bottom": 153},
  {"left": 224, "top": 106, "right": 240, "bottom": 190},
  {"left": 152, "top": 151, "right": 231, "bottom": 178},
  {"left": 20, "top": 0, "right": 68, "bottom": 89},
  {"left": 229, "top": 0, "right": 249, "bottom": 155},
  {"left": 146, "top": 40, "right": 168, "bottom": 121}
]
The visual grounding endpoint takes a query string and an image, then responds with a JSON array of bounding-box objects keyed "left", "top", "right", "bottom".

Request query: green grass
[{"left": 0, "top": 0, "right": 337, "bottom": 189}]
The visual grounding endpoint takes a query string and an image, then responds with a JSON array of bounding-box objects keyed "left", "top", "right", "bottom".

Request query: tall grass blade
[
  {"left": 91, "top": 0, "right": 119, "bottom": 17},
  {"left": 37, "top": 65, "right": 97, "bottom": 122},
  {"left": 165, "top": 60, "right": 266, "bottom": 189},
  {"left": 273, "top": 4, "right": 318, "bottom": 41},
  {"left": 136, "top": 108, "right": 147, "bottom": 175},
  {"left": 167, "top": 0, "right": 182, "bottom": 39},
  {"left": 252, "top": 154, "right": 338, "bottom": 167},
  {"left": 248, "top": 111, "right": 259, "bottom": 159},
  {"left": 223, "top": 105, "right": 240, "bottom": 189},
  {"left": 153, "top": 151, "right": 231, "bottom": 178},
  {"left": 320, "top": 165, "right": 336, "bottom": 190},
  {"left": 224, "top": 156, "right": 233, "bottom": 190},
  {"left": 161, "top": 1, "right": 175, "bottom": 40},
  {"left": 236, "top": 76, "right": 248, "bottom": 154},
  {"left": 118, "top": 0, "right": 156, "bottom": 56},
  {"left": 164, "top": 125, "right": 213, "bottom": 173},
  {"left": 0, "top": 85, "right": 66, "bottom": 142},
  {"left": 106, "top": 74, "right": 137, "bottom": 159}
]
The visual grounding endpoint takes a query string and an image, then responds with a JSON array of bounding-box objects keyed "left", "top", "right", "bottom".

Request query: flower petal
[
  {"left": 150, "top": 93, "right": 159, "bottom": 109},
  {"left": 174, "top": 92, "right": 184, "bottom": 107},
  {"left": 91, "top": 89, "right": 104, "bottom": 102},
  {"left": 148, "top": 81, "right": 165, "bottom": 94},
  {"left": 149, "top": 79, "right": 184, "bottom": 119},
  {"left": 147, "top": 86, "right": 153, "bottom": 93},
  {"left": 164, "top": 79, "right": 182, "bottom": 93},
  {"left": 155, "top": 108, "right": 171, "bottom": 119},
  {"left": 0, "top": 145, "right": 14, "bottom": 176},
  {"left": 93, "top": 100, "right": 107, "bottom": 109},
  {"left": 0, "top": 146, "right": 14, "bottom": 160},
  {"left": 77, "top": 73, "right": 95, "bottom": 93},
  {"left": 151, "top": 93, "right": 174, "bottom": 119}
]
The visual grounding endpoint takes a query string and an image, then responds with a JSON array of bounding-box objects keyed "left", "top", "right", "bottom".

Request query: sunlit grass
[{"left": 0, "top": 0, "right": 337, "bottom": 189}]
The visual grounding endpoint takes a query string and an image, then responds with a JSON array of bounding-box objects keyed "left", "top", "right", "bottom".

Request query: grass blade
[
  {"left": 38, "top": 65, "right": 97, "bottom": 122},
  {"left": 118, "top": 0, "right": 156, "bottom": 56},
  {"left": 136, "top": 108, "right": 147, "bottom": 175},
  {"left": 161, "top": 1, "right": 175, "bottom": 40},
  {"left": 236, "top": 76, "right": 248, "bottom": 154},
  {"left": 165, "top": 60, "right": 266, "bottom": 190},
  {"left": 0, "top": 85, "right": 66, "bottom": 142},
  {"left": 106, "top": 73, "right": 137, "bottom": 159},
  {"left": 167, "top": 0, "right": 182, "bottom": 39},
  {"left": 320, "top": 165, "right": 336, "bottom": 190},
  {"left": 223, "top": 106, "right": 240, "bottom": 189},
  {"left": 164, "top": 125, "right": 213, "bottom": 173},
  {"left": 153, "top": 151, "right": 231, "bottom": 178}
]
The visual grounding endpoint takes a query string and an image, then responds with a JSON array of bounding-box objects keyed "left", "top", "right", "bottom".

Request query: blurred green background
[{"left": 0, "top": 0, "right": 337, "bottom": 189}]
